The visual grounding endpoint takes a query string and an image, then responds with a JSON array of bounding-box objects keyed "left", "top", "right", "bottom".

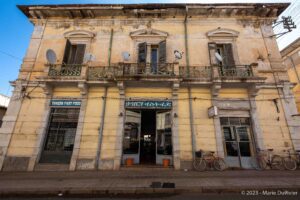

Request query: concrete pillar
[
  {"left": 114, "top": 82, "right": 125, "bottom": 170},
  {"left": 172, "top": 82, "right": 180, "bottom": 169},
  {"left": 280, "top": 82, "right": 300, "bottom": 150},
  {"left": 249, "top": 96, "right": 265, "bottom": 151},
  {"left": 69, "top": 82, "right": 88, "bottom": 170},
  {"left": 211, "top": 100, "right": 225, "bottom": 158},
  {"left": 0, "top": 81, "right": 24, "bottom": 170}
]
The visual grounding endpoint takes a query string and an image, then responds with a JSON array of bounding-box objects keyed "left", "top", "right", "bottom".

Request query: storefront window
[
  {"left": 123, "top": 110, "right": 140, "bottom": 154},
  {"left": 40, "top": 108, "right": 80, "bottom": 164},
  {"left": 156, "top": 112, "right": 172, "bottom": 155}
]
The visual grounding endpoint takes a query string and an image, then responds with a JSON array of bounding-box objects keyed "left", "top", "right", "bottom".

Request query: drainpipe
[
  {"left": 108, "top": 28, "right": 114, "bottom": 67},
  {"left": 95, "top": 28, "right": 114, "bottom": 169},
  {"left": 184, "top": 6, "right": 196, "bottom": 160},
  {"left": 95, "top": 87, "right": 108, "bottom": 169}
]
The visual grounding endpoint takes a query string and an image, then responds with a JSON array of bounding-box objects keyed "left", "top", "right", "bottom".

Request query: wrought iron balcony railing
[
  {"left": 88, "top": 63, "right": 175, "bottom": 80},
  {"left": 121, "top": 63, "right": 175, "bottom": 76},
  {"left": 179, "top": 66, "right": 212, "bottom": 79},
  {"left": 218, "top": 65, "right": 253, "bottom": 78},
  {"left": 47, "top": 64, "right": 83, "bottom": 77}
]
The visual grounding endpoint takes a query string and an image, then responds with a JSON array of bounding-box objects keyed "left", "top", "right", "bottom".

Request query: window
[
  {"left": 40, "top": 108, "right": 80, "bottom": 164},
  {"left": 137, "top": 41, "right": 166, "bottom": 74},
  {"left": 123, "top": 111, "right": 141, "bottom": 154},
  {"left": 63, "top": 40, "right": 86, "bottom": 65},
  {"left": 156, "top": 112, "right": 172, "bottom": 155},
  {"left": 210, "top": 43, "right": 235, "bottom": 68},
  {"left": 221, "top": 117, "right": 252, "bottom": 157}
]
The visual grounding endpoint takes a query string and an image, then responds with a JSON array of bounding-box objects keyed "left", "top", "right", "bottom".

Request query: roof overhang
[{"left": 17, "top": 3, "right": 289, "bottom": 20}]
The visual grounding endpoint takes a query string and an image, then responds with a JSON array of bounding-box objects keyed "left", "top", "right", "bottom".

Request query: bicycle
[
  {"left": 250, "top": 148, "right": 283, "bottom": 170},
  {"left": 193, "top": 150, "right": 227, "bottom": 171},
  {"left": 282, "top": 149, "right": 298, "bottom": 170}
]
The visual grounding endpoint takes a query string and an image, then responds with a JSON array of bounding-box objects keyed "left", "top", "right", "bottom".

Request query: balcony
[
  {"left": 42, "top": 62, "right": 264, "bottom": 86},
  {"left": 88, "top": 63, "right": 176, "bottom": 81},
  {"left": 47, "top": 64, "right": 84, "bottom": 77},
  {"left": 179, "top": 66, "right": 212, "bottom": 80},
  {"left": 218, "top": 65, "right": 254, "bottom": 78}
]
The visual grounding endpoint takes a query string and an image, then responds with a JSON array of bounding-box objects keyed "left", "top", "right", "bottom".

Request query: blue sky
[{"left": 0, "top": 0, "right": 293, "bottom": 96}]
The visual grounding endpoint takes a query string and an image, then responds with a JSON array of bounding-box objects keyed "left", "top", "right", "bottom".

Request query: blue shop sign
[
  {"left": 125, "top": 100, "right": 172, "bottom": 109},
  {"left": 50, "top": 100, "right": 81, "bottom": 107}
]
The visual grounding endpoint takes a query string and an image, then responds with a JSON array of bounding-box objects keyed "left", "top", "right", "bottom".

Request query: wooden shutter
[
  {"left": 62, "top": 40, "right": 72, "bottom": 64},
  {"left": 138, "top": 42, "right": 147, "bottom": 63},
  {"left": 208, "top": 42, "right": 217, "bottom": 65},
  {"left": 74, "top": 44, "right": 86, "bottom": 64},
  {"left": 223, "top": 44, "right": 235, "bottom": 68},
  {"left": 158, "top": 40, "right": 166, "bottom": 63}
]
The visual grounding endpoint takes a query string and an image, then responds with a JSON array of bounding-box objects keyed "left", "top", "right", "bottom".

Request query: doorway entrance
[
  {"left": 140, "top": 110, "right": 156, "bottom": 164},
  {"left": 122, "top": 108, "right": 173, "bottom": 166}
]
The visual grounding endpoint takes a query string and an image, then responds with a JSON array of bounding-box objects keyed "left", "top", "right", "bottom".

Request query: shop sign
[
  {"left": 125, "top": 100, "right": 172, "bottom": 109},
  {"left": 50, "top": 100, "right": 81, "bottom": 107},
  {"left": 208, "top": 106, "right": 218, "bottom": 118}
]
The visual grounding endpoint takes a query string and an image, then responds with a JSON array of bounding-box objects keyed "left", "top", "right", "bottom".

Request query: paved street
[
  {"left": 2, "top": 193, "right": 300, "bottom": 200},
  {"left": 0, "top": 169, "right": 300, "bottom": 198}
]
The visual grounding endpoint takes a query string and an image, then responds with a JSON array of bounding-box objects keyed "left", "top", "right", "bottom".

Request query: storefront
[
  {"left": 39, "top": 100, "right": 81, "bottom": 164},
  {"left": 122, "top": 100, "right": 173, "bottom": 166}
]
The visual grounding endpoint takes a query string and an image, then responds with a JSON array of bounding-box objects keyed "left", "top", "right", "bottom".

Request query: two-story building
[{"left": 0, "top": 3, "right": 300, "bottom": 171}]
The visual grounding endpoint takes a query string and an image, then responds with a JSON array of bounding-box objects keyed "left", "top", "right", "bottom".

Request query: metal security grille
[{"left": 40, "top": 108, "right": 80, "bottom": 164}]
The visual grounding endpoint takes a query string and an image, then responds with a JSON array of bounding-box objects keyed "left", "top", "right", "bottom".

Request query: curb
[{"left": 1, "top": 186, "right": 300, "bottom": 197}]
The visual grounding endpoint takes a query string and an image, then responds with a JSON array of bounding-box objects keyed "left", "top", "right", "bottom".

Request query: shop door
[
  {"left": 221, "top": 117, "right": 253, "bottom": 168},
  {"left": 122, "top": 110, "right": 141, "bottom": 164},
  {"left": 140, "top": 110, "right": 156, "bottom": 164},
  {"left": 156, "top": 111, "right": 173, "bottom": 165}
]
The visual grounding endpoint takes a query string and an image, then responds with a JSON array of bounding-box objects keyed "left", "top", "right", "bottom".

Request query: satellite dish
[
  {"left": 122, "top": 52, "right": 130, "bottom": 61},
  {"left": 215, "top": 52, "right": 223, "bottom": 62},
  {"left": 46, "top": 49, "right": 57, "bottom": 64},
  {"left": 83, "top": 53, "right": 96, "bottom": 63},
  {"left": 174, "top": 50, "right": 184, "bottom": 60}
]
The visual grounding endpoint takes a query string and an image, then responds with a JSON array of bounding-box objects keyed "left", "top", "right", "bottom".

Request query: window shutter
[
  {"left": 138, "top": 42, "right": 147, "bottom": 63},
  {"left": 62, "top": 40, "right": 72, "bottom": 64},
  {"left": 74, "top": 44, "right": 86, "bottom": 64},
  {"left": 223, "top": 44, "right": 235, "bottom": 68},
  {"left": 158, "top": 40, "right": 166, "bottom": 63},
  {"left": 208, "top": 42, "right": 217, "bottom": 65}
]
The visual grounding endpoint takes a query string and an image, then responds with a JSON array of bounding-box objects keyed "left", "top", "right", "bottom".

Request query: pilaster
[
  {"left": 172, "top": 81, "right": 180, "bottom": 169},
  {"left": 114, "top": 81, "right": 125, "bottom": 170},
  {"left": 69, "top": 82, "right": 88, "bottom": 170},
  {"left": 0, "top": 81, "right": 25, "bottom": 170}
]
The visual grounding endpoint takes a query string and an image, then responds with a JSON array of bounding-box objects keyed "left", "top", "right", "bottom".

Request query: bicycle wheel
[
  {"left": 271, "top": 155, "right": 284, "bottom": 170},
  {"left": 283, "top": 157, "right": 297, "bottom": 171},
  {"left": 249, "top": 157, "right": 265, "bottom": 170},
  {"left": 193, "top": 158, "right": 206, "bottom": 171},
  {"left": 213, "top": 158, "right": 227, "bottom": 171}
]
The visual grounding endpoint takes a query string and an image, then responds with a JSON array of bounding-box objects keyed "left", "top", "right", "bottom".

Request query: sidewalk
[{"left": 0, "top": 168, "right": 300, "bottom": 197}]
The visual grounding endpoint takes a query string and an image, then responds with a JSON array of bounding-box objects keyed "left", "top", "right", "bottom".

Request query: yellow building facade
[
  {"left": 1, "top": 3, "right": 300, "bottom": 171},
  {"left": 281, "top": 37, "right": 300, "bottom": 113}
]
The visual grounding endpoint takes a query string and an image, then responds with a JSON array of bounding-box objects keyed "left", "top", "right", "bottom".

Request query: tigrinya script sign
[
  {"left": 50, "top": 100, "right": 81, "bottom": 107},
  {"left": 125, "top": 100, "right": 172, "bottom": 109}
]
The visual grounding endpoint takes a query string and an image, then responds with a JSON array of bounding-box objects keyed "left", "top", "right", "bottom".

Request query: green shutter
[
  {"left": 159, "top": 40, "right": 166, "bottom": 63},
  {"left": 138, "top": 42, "right": 147, "bottom": 63},
  {"left": 62, "top": 40, "right": 72, "bottom": 64},
  {"left": 223, "top": 44, "right": 235, "bottom": 68}
]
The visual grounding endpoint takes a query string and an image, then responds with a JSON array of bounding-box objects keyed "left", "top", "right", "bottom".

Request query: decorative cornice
[
  {"left": 64, "top": 30, "right": 96, "bottom": 39},
  {"left": 130, "top": 28, "right": 168, "bottom": 39},
  {"left": 207, "top": 28, "right": 239, "bottom": 38}
]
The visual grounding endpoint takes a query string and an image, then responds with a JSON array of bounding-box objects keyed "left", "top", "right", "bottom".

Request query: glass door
[
  {"left": 221, "top": 117, "right": 253, "bottom": 168},
  {"left": 122, "top": 110, "right": 141, "bottom": 164},
  {"left": 156, "top": 111, "right": 173, "bottom": 165}
]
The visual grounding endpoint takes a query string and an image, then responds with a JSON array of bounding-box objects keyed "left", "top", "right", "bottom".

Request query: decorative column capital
[
  {"left": 78, "top": 82, "right": 88, "bottom": 96},
  {"left": 211, "top": 83, "right": 221, "bottom": 97}
]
